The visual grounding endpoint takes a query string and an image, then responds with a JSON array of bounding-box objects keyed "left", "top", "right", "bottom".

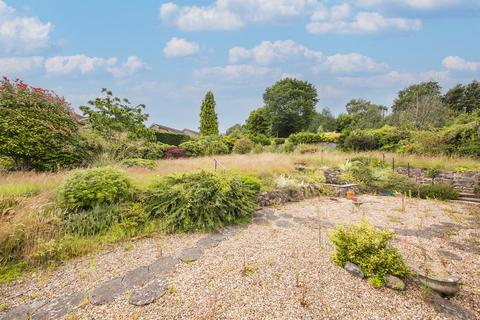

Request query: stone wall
[
  {"left": 395, "top": 168, "right": 480, "bottom": 191},
  {"left": 323, "top": 167, "right": 480, "bottom": 192}
]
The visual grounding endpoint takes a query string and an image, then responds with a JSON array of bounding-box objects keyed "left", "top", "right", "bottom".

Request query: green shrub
[
  {"left": 343, "top": 131, "right": 379, "bottom": 151},
  {"left": 350, "top": 156, "right": 387, "bottom": 168},
  {"left": 63, "top": 204, "right": 121, "bottom": 236},
  {"left": 180, "top": 136, "right": 229, "bottom": 157},
  {"left": 232, "top": 137, "right": 254, "bottom": 154},
  {"left": 238, "top": 175, "right": 262, "bottom": 193},
  {"left": 289, "top": 132, "right": 323, "bottom": 145},
  {"left": 272, "top": 138, "right": 286, "bottom": 145},
  {"left": 59, "top": 167, "right": 133, "bottom": 209},
  {"left": 120, "top": 158, "right": 156, "bottom": 169},
  {"left": 283, "top": 141, "right": 295, "bottom": 153},
  {"left": 247, "top": 133, "right": 271, "bottom": 146},
  {"left": 118, "top": 203, "right": 149, "bottom": 236},
  {"left": 144, "top": 171, "right": 258, "bottom": 232},
  {"left": 378, "top": 172, "right": 418, "bottom": 194},
  {"left": 320, "top": 132, "right": 341, "bottom": 143},
  {"left": 329, "top": 219, "right": 409, "bottom": 286},
  {"left": 296, "top": 144, "right": 319, "bottom": 154},
  {"left": 418, "top": 184, "right": 459, "bottom": 200},
  {"left": 154, "top": 131, "right": 191, "bottom": 146}
]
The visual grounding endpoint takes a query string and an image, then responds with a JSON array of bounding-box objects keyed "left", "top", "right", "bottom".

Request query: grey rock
[
  {"left": 129, "top": 278, "right": 168, "bottom": 306},
  {"left": 148, "top": 256, "right": 179, "bottom": 277},
  {"left": 178, "top": 246, "right": 204, "bottom": 262},
  {"left": 31, "top": 292, "right": 85, "bottom": 320},
  {"left": 275, "top": 220, "right": 293, "bottom": 228},
  {"left": 253, "top": 217, "right": 269, "bottom": 225},
  {"left": 209, "top": 232, "right": 227, "bottom": 242},
  {"left": 265, "top": 211, "right": 279, "bottom": 221},
  {"left": 90, "top": 277, "right": 125, "bottom": 305},
  {"left": 196, "top": 237, "right": 220, "bottom": 249},
  {"left": 385, "top": 275, "right": 405, "bottom": 291},
  {"left": 427, "top": 293, "right": 476, "bottom": 320},
  {"left": 344, "top": 262, "right": 364, "bottom": 279},
  {"left": 122, "top": 266, "right": 151, "bottom": 288},
  {"left": 1, "top": 300, "right": 46, "bottom": 320}
]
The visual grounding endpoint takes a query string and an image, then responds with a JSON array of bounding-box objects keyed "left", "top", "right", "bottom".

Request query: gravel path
[{"left": 1, "top": 195, "right": 479, "bottom": 319}]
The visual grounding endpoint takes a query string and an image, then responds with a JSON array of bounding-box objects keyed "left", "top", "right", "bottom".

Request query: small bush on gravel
[
  {"left": 59, "top": 167, "right": 133, "bottom": 210},
  {"left": 417, "top": 183, "right": 459, "bottom": 200},
  {"left": 144, "top": 170, "right": 259, "bottom": 232},
  {"left": 120, "top": 158, "right": 156, "bottom": 169},
  {"left": 233, "top": 137, "right": 254, "bottom": 154},
  {"left": 329, "top": 219, "right": 409, "bottom": 286}
]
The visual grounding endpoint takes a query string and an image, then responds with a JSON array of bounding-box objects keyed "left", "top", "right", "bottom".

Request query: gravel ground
[{"left": 1, "top": 195, "right": 479, "bottom": 319}]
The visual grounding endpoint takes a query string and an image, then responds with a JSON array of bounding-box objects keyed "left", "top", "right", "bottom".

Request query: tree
[
  {"left": 397, "top": 93, "right": 448, "bottom": 129},
  {"left": 245, "top": 107, "right": 270, "bottom": 136},
  {"left": 226, "top": 123, "right": 243, "bottom": 135},
  {"left": 0, "top": 78, "right": 81, "bottom": 170},
  {"left": 263, "top": 78, "right": 318, "bottom": 137},
  {"left": 309, "top": 108, "right": 338, "bottom": 132},
  {"left": 80, "top": 88, "right": 151, "bottom": 141},
  {"left": 344, "top": 99, "right": 387, "bottom": 130},
  {"left": 392, "top": 81, "right": 442, "bottom": 114},
  {"left": 199, "top": 91, "right": 219, "bottom": 136},
  {"left": 444, "top": 81, "right": 480, "bottom": 114}
]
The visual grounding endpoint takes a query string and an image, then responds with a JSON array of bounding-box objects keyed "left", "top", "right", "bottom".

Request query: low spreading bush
[
  {"left": 289, "top": 132, "right": 323, "bottom": 145},
  {"left": 59, "top": 167, "right": 133, "bottom": 210},
  {"left": 329, "top": 219, "right": 409, "bottom": 286},
  {"left": 320, "top": 132, "right": 341, "bottom": 143},
  {"left": 417, "top": 183, "right": 459, "bottom": 200},
  {"left": 144, "top": 171, "right": 258, "bottom": 232},
  {"left": 120, "top": 158, "right": 156, "bottom": 169},
  {"left": 63, "top": 204, "right": 121, "bottom": 236},
  {"left": 247, "top": 133, "right": 271, "bottom": 146},
  {"left": 378, "top": 172, "right": 418, "bottom": 194},
  {"left": 232, "top": 137, "right": 254, "bottom": 154},
  {"left": 179, "top": 136, "right": 229, "bottom": 157}
]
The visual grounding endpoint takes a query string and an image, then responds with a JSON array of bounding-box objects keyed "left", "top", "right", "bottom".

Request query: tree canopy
[
  {"left": 245, "top": 107, "right": 270, "bottom": 136},
  {"left": 263, "top": 78, "right": 318, "bottom": 137}
]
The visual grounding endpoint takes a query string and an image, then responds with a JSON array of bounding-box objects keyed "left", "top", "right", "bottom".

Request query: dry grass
[{"left": 0, "top": 151, "right": 478, "bottom": 194}]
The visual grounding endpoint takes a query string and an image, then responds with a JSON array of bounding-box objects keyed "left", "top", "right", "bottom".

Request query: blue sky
[{"left": 1, "top": 0, "right": 479, "bottom": 132}]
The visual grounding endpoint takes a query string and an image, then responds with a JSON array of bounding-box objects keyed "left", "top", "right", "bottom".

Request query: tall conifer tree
[{"left": 199, "top": 91, "right": 219, "bottom": 135}]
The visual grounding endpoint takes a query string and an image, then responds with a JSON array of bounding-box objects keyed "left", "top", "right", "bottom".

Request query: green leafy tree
[
  {"left": 80, "top": 88, "right": 151, "bottom": 141},
  {"left": 345, "top": 99, "right": 387, "bottom": 130},
  {"left": 263, "top": 78, "right": 318, "bottom": 137},
  {"left": 397, "top": 93, "right": 448, "bottom": 129},
  {"left": 245, "top": 107, "right": 270, "bottom": 136},
  {"left": 199, "top": 91, "right": 219, "bottom": 136},
  {"left": 309, "top": 108, "right": 338, "bottom": 132},
  {"left": 226, "top": 123, "right": 243, "bottom": 135},
  {"left": 0, "top": 78, "right": 81, "bottom": 171},
  {"left": 443, "top": 81, "right": 480, "bottom": 114},
  {"left": 390, "top": 81, "right": 442, "bottom": 126}
]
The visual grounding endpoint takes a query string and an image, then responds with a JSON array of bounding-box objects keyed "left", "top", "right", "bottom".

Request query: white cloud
[
  {"left": 324, "top": 53, "right": 387, "bottom": 72},
  {"left": 0, "top": 56, "right": 44, "bottom": 75},
  {"left": 45, "top": 55, "right": 117, "bottom": 75},
  {"left": 307, "top": 11, "right": 422, "bottom": 34},
  {"left": 0, "top": 1, "right": 53, "bottom": 53},
  {"left": 163, "top": 37, "right": 199, "bottom": 57},
  {"left": 442, "top": 56, "right": 480, "bottom": 72},
  {"left": 44, "top": 55, "right": 147, "bottom": 78},
  {"left": 229, "top": 40, "right": 322, "bottom": 65},
  {"left": 228, "top": 39, "right": 385, "bottom": 74},
  {"left": 355, "top": 0, "right": 467, "bottom": 10},
  {"left": 159, "top": 0, "right": 316, "bottom": 31},
  {"left": 338, "top": 70, "right": 450, "bottom": 88},
  {"left": 194, "top": 64, "right": 274, "bottom": 82},
  {"left": 107, "top": 56, "right": 149, "bottom": 78}
]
